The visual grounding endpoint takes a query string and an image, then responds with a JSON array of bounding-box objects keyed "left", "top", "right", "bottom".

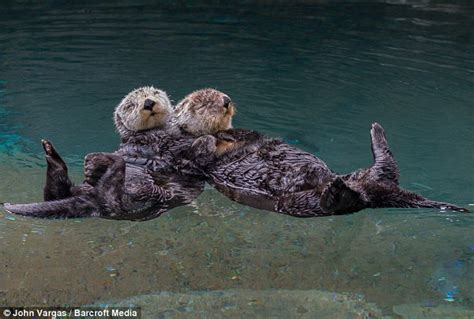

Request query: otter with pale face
[
  {"left": 174, "top": 88, "right": 235, "bottom": 136},
  {"left": 182, "top": 96, "right": 469, "bottom": 216},
  {"left": 114, "top": 86, "right": 172, "bottom": 139},
  {"left": 4, "top": 88, "right": 234, "bottom": 220},
  {"left": 115, "top": 88, "right": 235, "bottom": 171}
]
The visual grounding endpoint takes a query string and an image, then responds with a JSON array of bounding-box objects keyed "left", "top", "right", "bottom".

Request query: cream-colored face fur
[
  {"left": 114, "top": 86, "right": 172, "bottom": 136},
  {"left": 174, "top": 88, "right": 236, "bottom": 136}
]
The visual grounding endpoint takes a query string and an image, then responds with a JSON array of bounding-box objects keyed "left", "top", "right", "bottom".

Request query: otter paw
[
  {"left": 84, "top": 153, "right": 119, "bottom": 185},
  {"left": 84, "top": 153, "right": 119, "bottom": 167},
  {"left": 192, "top": 135, "right": 217, "bottom": 155},
  {"left": 193, "top": 135, "right": 217, "bottom": 149}
]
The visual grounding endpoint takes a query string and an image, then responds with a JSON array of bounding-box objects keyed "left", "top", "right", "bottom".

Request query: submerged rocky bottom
[
  {"left": 97, "top": 289, "right": 474, "bottom": 318},
  {"left": 1, "top": 0, "right": 473, "bottom": 317},
  {"left": 1, "top": 165, "right": 473, "bottom": 318},
  {"left": 99, "top": 289, "right": 382, "bottom": 318}
]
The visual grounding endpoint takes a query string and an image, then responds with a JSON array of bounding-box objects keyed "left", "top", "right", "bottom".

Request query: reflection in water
[{"left": 0, "top": 0, "right": 473, "bottom": 316}]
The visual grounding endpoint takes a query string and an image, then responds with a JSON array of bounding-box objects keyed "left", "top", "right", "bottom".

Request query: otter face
[
  {"left": 114, "top": 86, "right": 172, "bottom": 137},
  {"left": 175, "top": 88, "right": 236, "bottom": 136}
]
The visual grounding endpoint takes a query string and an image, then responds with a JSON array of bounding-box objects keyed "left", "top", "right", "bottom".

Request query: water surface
[{"left": 0, "top": 1, "right": 473, "bottom": 317}]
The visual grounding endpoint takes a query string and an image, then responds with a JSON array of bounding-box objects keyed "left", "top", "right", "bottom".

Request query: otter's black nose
[
  {"left": 222, "top": 96, "right": 231, "bottom": 109},
  {"left": 143, "top": 99, "right": 156, "bottom": 111}
]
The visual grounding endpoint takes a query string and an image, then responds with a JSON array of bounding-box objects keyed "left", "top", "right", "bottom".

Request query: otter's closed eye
[{"left": 223, "top": 96, "right": 231, "bottom": 108}]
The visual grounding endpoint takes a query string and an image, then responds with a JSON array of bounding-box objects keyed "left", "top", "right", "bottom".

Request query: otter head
[
  {"left": 114, "top": 86, "right": 172, "bottom": 139},
  {"left": 174, "top": 88, "right": 235, "bottom": 136}
]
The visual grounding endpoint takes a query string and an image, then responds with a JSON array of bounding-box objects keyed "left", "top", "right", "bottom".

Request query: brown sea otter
[
  {"left": 179, "top": 105, "right": 468, "bottom": 217},
  {"left": 3, "top": 88, "right": 235, "bottom": 220},
  {"left": 42, "top": 86, "right": 175, "bottom": 203}
]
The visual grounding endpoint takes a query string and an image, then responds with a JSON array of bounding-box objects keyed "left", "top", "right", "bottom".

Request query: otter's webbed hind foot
[
  {"left": 42, "top": 139, "right": 74, "bottom": 201},
  {"left": 3, "top": 154, "right": 127, "bottom": 219},
  {"left": 404, "top": 196, "right": 470, "bottom": 213},
  {"left": 42, "top": 139, "right": 67, "bottom": 171},
  {"left": 2, "top": 195, "right": 100, "bottom": 218},
  {"left": 320, "top": 177, "right": 366, "bottom": 215},
  {"left": 370, "top": 123, "right": 400, "bottom": 185}
]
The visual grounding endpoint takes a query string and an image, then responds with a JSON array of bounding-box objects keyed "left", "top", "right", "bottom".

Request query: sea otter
[
  {"left": 42, "top": 86, "right": 175, "bottom": 202},
  {"left": 181, "top": 110, "right": 468, "bottom": 217},
  {"left": 5, "top": 89, "right": 467, "bottom": 219},
  {"left": 3, "top": 88, "right": 235, "bottom": 220}
]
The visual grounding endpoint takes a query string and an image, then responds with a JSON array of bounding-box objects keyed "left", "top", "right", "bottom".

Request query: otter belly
[
  {"left": 204, "top": 142, "right": 336, "bottom": 215},
  {"left": 210, "top": 143, "right": 335, "bottom": 196}
]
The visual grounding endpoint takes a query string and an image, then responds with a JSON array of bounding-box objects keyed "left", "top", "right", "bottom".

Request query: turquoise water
[{"left": 0, "top": 0, "right": 473, "bottom": 316}]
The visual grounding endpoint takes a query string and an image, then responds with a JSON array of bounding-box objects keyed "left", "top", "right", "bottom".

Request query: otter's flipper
[
  {"left": 415, "top": 199, "right": 470, "bottom": 212},
  {"left": 42, "top": 139, "right": 74, "bottom": 201},
  {"left": 320, "top": 177, "right": 366, "bottom": 214},
  {"left": 3, "top": 153, "right": 126, "bottom": 219},
  {"left": 3, "top": 195, "right": 100, "bottom": 218},
  {"left": 370, "top": 123, "right": 399, "bottom": 185},
  {"left": 365, "top": 183, "right": 470, "bottom": 213},
  {"left": 92, "top": 153, "right": 126, "bottom": 211}
]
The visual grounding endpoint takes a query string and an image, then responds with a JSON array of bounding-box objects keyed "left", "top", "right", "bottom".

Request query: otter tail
[
  {"left": 2, "top": 196, "right": 98, "bottom": 218},
  {"left": 369, "top": 123, "right": 400, "bottom": 184}
]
